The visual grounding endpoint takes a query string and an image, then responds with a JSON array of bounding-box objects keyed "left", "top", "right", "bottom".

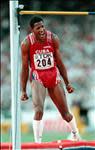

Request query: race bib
[{"left": 34, "top": 52, "right": 54, "bottom": 70}]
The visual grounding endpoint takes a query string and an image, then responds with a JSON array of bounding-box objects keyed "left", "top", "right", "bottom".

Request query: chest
[
  {"left": 30, "top": 41, "right": 55, "bottom": 70},
  {"left": 30, "top": 40, "right": 54, "bottom": 55}
]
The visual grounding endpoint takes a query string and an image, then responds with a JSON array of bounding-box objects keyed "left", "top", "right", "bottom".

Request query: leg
[
  {"left": 31, "top": 80, "right": 46, "bottom": 142},
  {"left": 48, "top": 82, "right": 73, "bottom": 122},
  {"left": 48, "top": 82, "right": 80, "bottom": 140},
  {"left": 31, "top": 80, "right": 46, "bottom": 120}
]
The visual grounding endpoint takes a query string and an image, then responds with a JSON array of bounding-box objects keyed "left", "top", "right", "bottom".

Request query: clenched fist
[
  {"left": 20, "top": 91, "right": 29, "bottom": 101},
  {"left": 66, "top": 84, "right": 74, "bottom": 93}
]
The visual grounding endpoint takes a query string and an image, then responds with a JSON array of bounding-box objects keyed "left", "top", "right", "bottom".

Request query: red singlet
[{"left": 28, "top": 30, "right": 61, "bottom": 88}]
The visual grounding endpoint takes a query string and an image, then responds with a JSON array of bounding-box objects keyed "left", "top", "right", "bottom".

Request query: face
[{"left": 32, "top": 21, "right": 46, "bottom": 41}]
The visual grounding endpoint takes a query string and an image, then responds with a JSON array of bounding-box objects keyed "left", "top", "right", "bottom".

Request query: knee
[
  {"left": 63, "top": 112, "right": 73, "bottom": 122},
  {"left": 34, "top": 111, "right": 43, "bottom": 120}
]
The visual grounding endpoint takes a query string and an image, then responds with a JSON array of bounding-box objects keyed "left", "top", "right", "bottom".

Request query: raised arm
[
  {"left": 52, "top": 34, "right": 74, "bottom": 93},
  {"left": 20, "top": 37, "right": 30, "bottom": 100}
]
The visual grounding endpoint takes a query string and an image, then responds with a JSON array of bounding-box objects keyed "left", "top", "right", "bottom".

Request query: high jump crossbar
[{"left": 19, "top": 10, "right": 95, "bottom": 15}]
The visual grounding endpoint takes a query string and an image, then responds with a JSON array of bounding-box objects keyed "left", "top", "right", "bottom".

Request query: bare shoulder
[
  {"left": 52, "top": 33, "right": 60, "bottom": 48},
  {"left": 52, "top": 33, "right": 59, "bottom": 40},
  {"left": 21, "top": 36, "right": 30, "bottom": 55},
  {"left": 21, "top": 36, "right": 30, "bottom": 47}
]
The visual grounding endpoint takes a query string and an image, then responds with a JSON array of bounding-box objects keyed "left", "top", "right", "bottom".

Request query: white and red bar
[{"left": 1, "top": 140, "right": 95, "bottom": 149}]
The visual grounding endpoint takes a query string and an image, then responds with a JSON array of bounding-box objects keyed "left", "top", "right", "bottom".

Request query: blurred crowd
[{"left": 1, "top": 1, "right": 95, "bottom": 131}]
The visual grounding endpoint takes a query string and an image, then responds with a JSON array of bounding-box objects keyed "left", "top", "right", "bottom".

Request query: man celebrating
[{"left": 20, "top": 16, "right": 80, "bottom": 143}]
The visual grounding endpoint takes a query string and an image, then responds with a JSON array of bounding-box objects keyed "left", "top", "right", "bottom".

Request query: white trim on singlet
[
  {"left": 28, "top": 33, "right": 35, "bottom": 45},
  {"left": 47, "top": 30, "right": 52, "bottom": 43}
]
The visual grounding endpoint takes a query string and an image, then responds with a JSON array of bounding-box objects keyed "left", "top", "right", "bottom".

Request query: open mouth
[
  {"left": 40, "top": 33, "right": 45, "bottom": 38},
  {"left": 39, "top": 32, "right": 46, "bottom": 39}
]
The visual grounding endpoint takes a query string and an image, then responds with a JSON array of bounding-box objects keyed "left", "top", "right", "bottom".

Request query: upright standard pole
[{"left": 10, "top": 1, "right": 21, "bottom": 149}]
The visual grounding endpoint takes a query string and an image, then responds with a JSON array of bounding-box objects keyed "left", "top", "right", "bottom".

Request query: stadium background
[{"left": 1, "top": 0, "right": 95, "bottom": 143}]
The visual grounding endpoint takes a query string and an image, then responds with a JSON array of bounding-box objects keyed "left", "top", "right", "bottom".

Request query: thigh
[
  {"left": 31, "top": 80, "right": 46, "bottom": 112},
  {"left": 48, "top": 82, "right": 69, "bottom": 113}
]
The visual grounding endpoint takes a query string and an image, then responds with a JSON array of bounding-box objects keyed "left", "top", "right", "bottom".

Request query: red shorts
[{"left": 30, "top": 67, "right": 61, "bottom": 88}]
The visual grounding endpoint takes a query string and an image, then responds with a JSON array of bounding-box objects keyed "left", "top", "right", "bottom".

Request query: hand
[
  {"left": 20, "top": 91, "right": 29, "bottom": 101},
  {"left": 66, "top": 84, "right": 74, "bottom": 93}
]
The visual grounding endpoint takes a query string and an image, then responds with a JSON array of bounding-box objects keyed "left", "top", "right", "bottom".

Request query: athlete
[{"left": 20, "top": 16, "right": 80, "bottom": 143}]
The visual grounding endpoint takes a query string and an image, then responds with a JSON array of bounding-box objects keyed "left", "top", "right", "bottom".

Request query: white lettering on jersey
[{"left": 35, "top": 49, "right": 49, "bottom": 54}]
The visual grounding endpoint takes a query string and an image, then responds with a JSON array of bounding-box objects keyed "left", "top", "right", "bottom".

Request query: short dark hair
[{"left": 29, "top": 16, "right": 43, "bottom": 28}]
